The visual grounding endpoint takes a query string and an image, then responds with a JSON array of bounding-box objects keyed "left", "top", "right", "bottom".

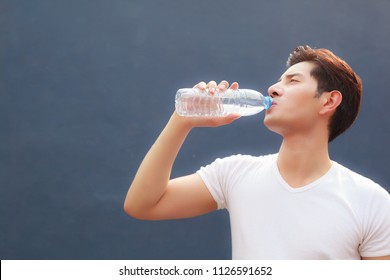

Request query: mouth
[{"left": 266, "top": 101, "right": 277, "bottom": 113}]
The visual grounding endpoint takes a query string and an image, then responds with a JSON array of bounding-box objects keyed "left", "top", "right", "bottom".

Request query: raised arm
[{"left": 124, "top": 81, "right": 240, "bottom": 220}]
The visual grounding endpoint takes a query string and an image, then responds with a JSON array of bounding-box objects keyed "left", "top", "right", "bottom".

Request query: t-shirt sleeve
[
  {"left": 359, "top": 185, "right": 390, "bottom": 258},
  {"left": 196, "top": 154, "right": 260, "bottom": 210},
  {"left": 196, "top": 155, "right": 238, "bottom": 210}
]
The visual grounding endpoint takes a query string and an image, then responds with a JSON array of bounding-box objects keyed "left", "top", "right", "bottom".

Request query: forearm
[
  {"left": 124, "top": 113, "right": 192, "bottom": 216},
  {"left": 124, "top": 81, "right": 240, "bottom": 218}
]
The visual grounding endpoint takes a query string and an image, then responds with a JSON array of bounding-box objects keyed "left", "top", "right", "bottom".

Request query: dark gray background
[{"left": 1, "top": 0, "right": 389, "bottom": 259}]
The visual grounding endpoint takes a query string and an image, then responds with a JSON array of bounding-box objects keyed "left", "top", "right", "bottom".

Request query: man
[{"left": 124, "top": 46, "right": 390, "bottom": 259}]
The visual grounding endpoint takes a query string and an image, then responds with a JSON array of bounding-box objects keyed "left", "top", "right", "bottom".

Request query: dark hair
[{"left": 287, "top": 45, "right": 362, "bottom": 142}]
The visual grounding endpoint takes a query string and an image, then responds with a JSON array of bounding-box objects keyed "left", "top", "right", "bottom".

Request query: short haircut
[{"left": 287, "top": 45, "right": 362, "bottom": 142}]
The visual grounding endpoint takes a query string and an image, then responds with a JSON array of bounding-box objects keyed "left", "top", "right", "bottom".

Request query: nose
[{"left": 268, "top": 83, "right": 282, "bottom": 98}]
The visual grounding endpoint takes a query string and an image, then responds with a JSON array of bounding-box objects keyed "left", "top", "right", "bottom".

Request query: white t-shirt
[{"left": 197, "top": 154, "right": 390, "bottom": 260}]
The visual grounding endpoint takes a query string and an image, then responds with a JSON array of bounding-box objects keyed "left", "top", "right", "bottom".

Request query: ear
[{"left": 319, "top": 90, "right": 342, "bottom": 115}]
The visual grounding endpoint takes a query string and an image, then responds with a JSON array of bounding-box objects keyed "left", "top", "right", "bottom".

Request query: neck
[{"left": 277, "top": 134, "right": 332, "bottom": 188}]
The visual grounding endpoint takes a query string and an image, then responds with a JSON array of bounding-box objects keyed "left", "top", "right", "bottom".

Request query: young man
[{"left": 124, "top": 46, "right": 390, "bottom": 259}]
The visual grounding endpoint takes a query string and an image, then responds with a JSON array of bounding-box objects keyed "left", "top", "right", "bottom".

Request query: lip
[{"left": 266, "top": 101, "right": 277, "bottom": 113}]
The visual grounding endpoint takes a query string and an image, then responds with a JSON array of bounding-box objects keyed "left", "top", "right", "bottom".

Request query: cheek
[
  {"left": 289, "top": 90, "right": 319, "bottom": 111},
  {"left": 284, "top": 97, "right": 320, "bottom": 122}
]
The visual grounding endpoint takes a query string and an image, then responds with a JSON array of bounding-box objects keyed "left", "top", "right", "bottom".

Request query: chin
[
  {"left": 263, "top": 118, "right": 274, "bottom": 131},
  {"left": 263, "top": 114, "right": 274, "bottom": 128},
  {"left": 264, "top": 117, "right": 283, "bottom": 135}
]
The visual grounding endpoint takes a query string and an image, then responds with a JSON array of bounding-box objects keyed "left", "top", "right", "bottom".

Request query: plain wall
[{"left": 1, "top": 0, "right": 389, "bottom": 259}]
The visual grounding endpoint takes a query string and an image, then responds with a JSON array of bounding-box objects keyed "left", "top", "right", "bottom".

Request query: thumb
[{"left": 222, "top": 113, "right": 241, "bottom": 124}]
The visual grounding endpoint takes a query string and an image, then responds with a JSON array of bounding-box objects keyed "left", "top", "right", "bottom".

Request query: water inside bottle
[
  {"left": 222, "top": 104, "right": 266, "bottom": 116},
  {"left": 176, "top": 92, "right": 223, "bottom": 116}
]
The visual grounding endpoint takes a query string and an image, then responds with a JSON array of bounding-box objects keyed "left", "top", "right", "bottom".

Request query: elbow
[
  {"left": 123, "top": 191, "right": 144, "bottom": 219},
  {"left": 123, "top": 201, "right": 153, "bottom": 220},
  {"left": 123, "top": 202, "right": 141, "bottom": 219},
  {"left": 123, "top": 203, "right": 132, "bottom": 217}
]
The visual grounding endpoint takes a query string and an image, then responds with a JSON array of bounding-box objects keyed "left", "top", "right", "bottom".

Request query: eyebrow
[{"left": 277, "top": 73, "right": 304, "bottom": 82}]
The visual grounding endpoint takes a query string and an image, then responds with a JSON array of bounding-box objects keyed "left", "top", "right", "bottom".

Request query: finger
[
  {"left": 230, "top": 82, "right": 239, "bottom": 90},
  {"left": 193, "top": 81, "right": 206, "bottom": 91},
  {"left": 217, "top": 80, "right": 229, "bottom": 92},
  {"left": 212, "top": 113, "right": 241, "bottom": 127},
  {"left": 207, "top": 80, "right": 217, "bottom": 94},
  {"left": 226, "top": 113, "right": 241, "bottom": 122}
]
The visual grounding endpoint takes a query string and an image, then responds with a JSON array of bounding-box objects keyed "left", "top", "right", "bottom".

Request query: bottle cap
[{"left": 264, "top": 96, "right": 273, "bottom": 110}]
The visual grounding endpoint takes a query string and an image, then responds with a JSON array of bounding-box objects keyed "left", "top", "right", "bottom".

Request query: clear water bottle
[{"left": 175, "top": 88, "right": 272, "bottom": 117}]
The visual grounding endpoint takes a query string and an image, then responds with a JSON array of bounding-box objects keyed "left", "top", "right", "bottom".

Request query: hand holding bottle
[
  {"left": 173, "top": 80, "right": 242, "bottom": 128},
  {"left": 193, "top": 80, "right": 239, "bottom": 94}
]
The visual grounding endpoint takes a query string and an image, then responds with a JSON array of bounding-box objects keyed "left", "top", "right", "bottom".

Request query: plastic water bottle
[{"left": 175, "top": 88, "right": 272, "bottom": 117}]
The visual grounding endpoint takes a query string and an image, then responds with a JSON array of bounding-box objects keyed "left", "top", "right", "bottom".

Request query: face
[{"left": 264, "top": 61, "right": 324, "bottom": 137}]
